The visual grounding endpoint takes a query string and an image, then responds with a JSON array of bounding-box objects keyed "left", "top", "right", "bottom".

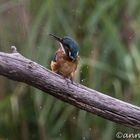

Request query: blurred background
[{"left": 0, "top": 0, "right": 140, "bottom": 140}]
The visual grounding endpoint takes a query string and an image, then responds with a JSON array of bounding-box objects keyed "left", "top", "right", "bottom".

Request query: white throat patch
[{"left": 60, "top": 43, "right": 66, "bottom": 54}]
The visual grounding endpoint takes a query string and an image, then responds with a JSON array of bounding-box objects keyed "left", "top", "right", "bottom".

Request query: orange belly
[
  {"left": 59, "top": 61, "right": 75, "bottom": 76},
  {"left": 51, "top": 60, "right": 77, "bottom": 79},
  {"left": 50, "top": 47, "right": 78, "bottom": 79}
]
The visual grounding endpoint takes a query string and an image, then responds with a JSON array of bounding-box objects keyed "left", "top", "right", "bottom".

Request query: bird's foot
[
  {"left": 64, "top": 77, "right": 71, "bottom": 86},
  {"left": 64, "top": 77, "right": 79, "bottom": 87}
]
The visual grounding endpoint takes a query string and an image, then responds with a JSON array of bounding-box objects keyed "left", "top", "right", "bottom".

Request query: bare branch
[{"left": 0, "top": 47, "right": 140, "bottom": 129}]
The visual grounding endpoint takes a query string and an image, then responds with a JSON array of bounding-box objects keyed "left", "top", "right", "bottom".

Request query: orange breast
[
  {"left": 59, "top": 59, "right": 77, "bottom": 76},
  {"left": 51, "top": 47, "right": 78, "bottom": 79}
]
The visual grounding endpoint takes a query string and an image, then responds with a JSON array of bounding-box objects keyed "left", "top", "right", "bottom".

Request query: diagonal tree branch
[{"left": 0, "top": 46, "right": 140, "bottom": 129}]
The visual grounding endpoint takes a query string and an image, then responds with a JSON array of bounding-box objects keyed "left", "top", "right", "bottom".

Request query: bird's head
[{"left": 49, "top": 34, "right": 79, "bottom": 60}]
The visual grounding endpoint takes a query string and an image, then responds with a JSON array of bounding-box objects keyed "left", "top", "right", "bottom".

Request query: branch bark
[{"left": 0, "top": 47, "right": 140, "bottom": 129}]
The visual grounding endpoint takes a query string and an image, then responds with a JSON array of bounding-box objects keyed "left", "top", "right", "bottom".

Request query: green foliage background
[{"left": 0, "top": 0, "right": 140, "bottom": 140}]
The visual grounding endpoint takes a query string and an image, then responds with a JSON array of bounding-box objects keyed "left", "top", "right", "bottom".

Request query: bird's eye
[
  {"left": 65, "top": 44, "right": 71, "bottom": 51},
  {"left": 65, "top": 44, "right": 70, "bottom": 48}
]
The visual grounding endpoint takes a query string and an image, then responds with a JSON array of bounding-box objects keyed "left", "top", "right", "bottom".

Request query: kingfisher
[{"left": 49, "top": 34, "right": 79, "bottom": 80}]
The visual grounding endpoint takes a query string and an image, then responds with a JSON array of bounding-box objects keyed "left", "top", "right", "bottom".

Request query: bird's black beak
[{"left": 49, "top": 34, "right": 62, "bottom": 43}]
